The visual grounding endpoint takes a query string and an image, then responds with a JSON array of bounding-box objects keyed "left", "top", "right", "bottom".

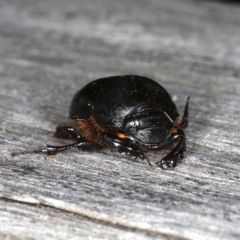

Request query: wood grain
[{"left": 0, "top": 0, "right": 240, "bottom": 239}]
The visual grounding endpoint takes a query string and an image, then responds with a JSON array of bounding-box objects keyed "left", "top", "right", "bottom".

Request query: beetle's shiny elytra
[{"left": 12, "top": 75, "right": 189, "bottom": 169}]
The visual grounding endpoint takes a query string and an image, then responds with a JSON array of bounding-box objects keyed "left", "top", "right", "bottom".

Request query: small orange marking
[
  {"left": 117, "top": 133, "right": 126, "bottom": 138},
  {"left": 172, "top": 128, "right": 178, "bottom": 134}
]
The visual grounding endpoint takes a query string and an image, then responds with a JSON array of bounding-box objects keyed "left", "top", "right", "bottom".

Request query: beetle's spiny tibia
[
  {"left": 11, "top": 142, "right": 96, "bottom": 157},
  {"left": 11, "top": 149, "right": 47, "bottom": 157}
]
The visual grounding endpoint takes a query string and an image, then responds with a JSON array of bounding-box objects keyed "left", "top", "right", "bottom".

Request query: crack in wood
[{"left": 0, "top": 193, "right": 189, "bottom": 240}]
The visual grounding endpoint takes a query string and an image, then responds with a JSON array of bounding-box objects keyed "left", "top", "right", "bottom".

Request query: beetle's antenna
[{"left": 179, "top": 97, "right": 190, "bottom": 129}]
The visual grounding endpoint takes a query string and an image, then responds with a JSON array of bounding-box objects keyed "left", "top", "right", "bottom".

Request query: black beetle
[{"left": 13, "top": 75, "right": 189, "bottom": 169}]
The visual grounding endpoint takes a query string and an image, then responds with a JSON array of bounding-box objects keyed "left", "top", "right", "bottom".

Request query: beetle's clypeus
[{"left": 12, "top": 75, "right": 189, "bottom": 169}]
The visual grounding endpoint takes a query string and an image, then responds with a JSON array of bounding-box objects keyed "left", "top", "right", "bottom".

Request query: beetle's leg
[
  {"left": 76, "top": 141, "right": 103, "bottom": 152},
  {"left": 44, "top": 141, "right": 102, "bottom": 155},
  {"left": 12, "top": 140, "right": 102, "bottom": 157},
  {"left": 156, "top": 97, "right": 189, "bottom": 169},
  {"left": 179, "top": 97, "right": 190, "bottom": 130},
  {"left": 12, "top": 142, "right": 79, "bottom": 156},
  {"left": 99, "top": 133, "right": 152, "bottom": 166},
  {"left": 54, "top": 123, "right": 81, "bottom": 140},
  {"left": 155, "top": 129, "right": 186, "bottom": 169}
]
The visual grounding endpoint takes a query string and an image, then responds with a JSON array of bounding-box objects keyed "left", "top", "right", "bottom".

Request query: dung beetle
[{"left": 12, "top": 75, "right": 189, "bottom": 169}]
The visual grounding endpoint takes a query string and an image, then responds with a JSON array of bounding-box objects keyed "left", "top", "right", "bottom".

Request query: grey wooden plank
[
  {"left": 1, "top": 197, "right": 164, "bottom": 240},
  {"left": 0, "top": 0, "right": 240, "bottom": 239}
]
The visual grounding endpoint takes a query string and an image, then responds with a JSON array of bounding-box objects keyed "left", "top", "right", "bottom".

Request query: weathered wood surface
[{"left": 0, "top": 0, "right": 240, "bottom": 239}]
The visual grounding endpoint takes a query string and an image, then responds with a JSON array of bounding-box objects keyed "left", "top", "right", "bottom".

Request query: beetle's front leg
[
  {"left": 99, "top": 133, "right": 151, "bottom": 165},
  {"left": 99, "top": 133, "right": 144, "bottom": 159},
  {"left": 155, "top": 129, "right": 186, "bottom": 169}
]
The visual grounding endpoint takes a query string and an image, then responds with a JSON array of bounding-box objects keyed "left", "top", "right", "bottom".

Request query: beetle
[{"left": 12, "top": 75, "right": 189, "bottom": 169}]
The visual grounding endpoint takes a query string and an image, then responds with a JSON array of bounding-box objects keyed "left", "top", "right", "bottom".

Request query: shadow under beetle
[{"left": 12, "top": 75, "right": 189, "bottom": 169}]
